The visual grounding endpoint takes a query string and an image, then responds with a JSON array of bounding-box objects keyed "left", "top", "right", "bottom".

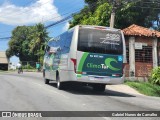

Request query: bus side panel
[
  {"left": 58, "top": 28, "right": 77, "bottom": 82},
  {"left": 59, "top": 29, "right": 74, "bottom": 71},
  {"left": 50, "top": 52, "right": 58, "bottom": 81},
  {"left": 44, "top": 53, "right": 54, "bottom": 80},
  {"left": 69, "top": 26, "right": 79, "bottom": 61},
  {"left": 62, "top": 26, "right": 79, "bottom": 82},
  {"left": 59, "top": 54, "right": 69, "bottom": 69},
  {"left": 43, "top": 55, "right": 49, "bottom": 79},
  {"left": 58, "top": 54, "right": 70, "bottom": 82},
  {"left": 47, "top": 53, "right": 56, "bottom": 81}
]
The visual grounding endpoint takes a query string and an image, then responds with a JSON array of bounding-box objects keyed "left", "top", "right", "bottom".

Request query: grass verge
[
  {"left": 0, "top": 70, "right": 14, "bottom": 73},
  {"left": 0, "top": 69, "right": 38, "bottom": 73},
  {"left": 125, "top": 80, "right": 160, "bottom": 97},
  {"left": 23, "top": 69, "right": 37, "bottom": 72}
]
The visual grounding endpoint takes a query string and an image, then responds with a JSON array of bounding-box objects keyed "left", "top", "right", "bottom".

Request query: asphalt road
[{"left": 0, "top": 72, "right": 159, "bottom": 120}]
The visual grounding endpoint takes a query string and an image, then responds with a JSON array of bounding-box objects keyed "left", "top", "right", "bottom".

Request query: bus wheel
[
  {"left": 56, "top": 74, "right": 64, "bottom": 90},
  {"left": 93, "top": 84, "right": 106, "bottom": 92},
  {"left": 44, "top": 78, "right": 49, "bottom": 84},
  {"left": 43, "top": 70, "right": 49, "bottom": 84}
]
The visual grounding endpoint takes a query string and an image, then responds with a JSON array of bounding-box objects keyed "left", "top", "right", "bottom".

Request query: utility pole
[
  {"left": 110, "top": 0, "right": 116, "bottom": 28},
  {"left": 109, "top": 0, "right": 121, "bottom": 28}
]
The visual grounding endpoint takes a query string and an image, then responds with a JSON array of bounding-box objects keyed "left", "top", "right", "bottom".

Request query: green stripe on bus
[
  {"left": 77, "top": 74, "right": 82, "bottom": 77},
  {"left": 78, "top": 52, "right": 89, "bottom": 72}
]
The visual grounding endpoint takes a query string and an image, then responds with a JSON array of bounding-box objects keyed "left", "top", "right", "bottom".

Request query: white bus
[{"left": 43, "top": 25, "right": 126, "bottom": 92}]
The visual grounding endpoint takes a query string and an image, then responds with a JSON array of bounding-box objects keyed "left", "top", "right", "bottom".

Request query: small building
[
  {"left": 0, "top": 51, "right": 9, "bottom": 71},
  {"left": 8, "top": 62, "right": 16, "bottom": 70},
  {"left": 123, "top": 24, "right": 160, "bottom": 80}
]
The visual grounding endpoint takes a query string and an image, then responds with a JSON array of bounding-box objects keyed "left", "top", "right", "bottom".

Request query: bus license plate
[{"left": 89, "top": 77, "right": 104, "bottom": 81}]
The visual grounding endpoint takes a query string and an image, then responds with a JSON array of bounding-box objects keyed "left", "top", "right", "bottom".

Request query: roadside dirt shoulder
[{"left": 106, "top": 84, "right": 144, "bottom": 96}]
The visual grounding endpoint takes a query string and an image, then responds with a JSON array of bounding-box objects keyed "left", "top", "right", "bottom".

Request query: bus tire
[
  {"left": 44, "top": 78, "right": 49, "bottom": 84},
  {"left": 56, "top": 73, "right": 64, "bottom": 90},
  {"left": 43, "top": 70, "right": 49, "bottom": 84},
  {"left": 43, "top": 69, "right": 45, "bottom": 78},
  {"left": 93, "top": 84, "right": 106, "bottom": 92}
]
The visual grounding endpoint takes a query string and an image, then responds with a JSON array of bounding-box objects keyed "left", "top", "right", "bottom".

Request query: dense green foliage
[
  {"left": 6, "top": 23, "right": 49, "bottom": 64},
  {"left": 29, "top": 23, "right": 49, "bottom": 64},
  {"left": 6, "top": 26, "right": 35, "bottom": 61},
  {"left": 115, "top": 0, "right": 160, "bottom": 29},
  {"left": 125, "top": 81, "right": 160, "bottom": 97},
  {"left": 149, "top": 67, "right": 160, "bottom": 85},
  {"left": 70, "top": 0, "right": 160, "bottom": 29},
  {"left": 22, "top": 64, "right": 35, "bottom": 69}
]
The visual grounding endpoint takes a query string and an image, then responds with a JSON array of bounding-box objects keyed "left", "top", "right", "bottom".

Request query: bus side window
[{"left": 65, "top": 31, "right": 73, "bottom": 53}]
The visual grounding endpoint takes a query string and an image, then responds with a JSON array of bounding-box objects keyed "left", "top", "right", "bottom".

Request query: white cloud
[
  {"left": 62, "top": 22, "right": 70, "bottom": 32},
  {"left": 0, "top": 0, "right": 62, "bottom": 25}
]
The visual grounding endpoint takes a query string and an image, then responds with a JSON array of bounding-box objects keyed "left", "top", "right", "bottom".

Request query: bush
[
  {"left": 149, "top": 67, "right": 160, "bottom": 85},
  {"left": 22, "top": 64, "right": 35, "bottom": 69}
]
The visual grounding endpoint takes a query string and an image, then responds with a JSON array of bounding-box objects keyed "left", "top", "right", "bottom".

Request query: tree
[
  {"left": 81, "top": 3, "right": 112, "bottom": 26},
  {"left": 6, "top": 26, "right": 34, "bottom": 61},
  {"left": 115, "top": 0, "right": 160, "bottom": 29},
  {"left": 70, "top": 0, "right": 160, "bottom": 30},
  {"left": 6, "top": 48, "right": 13, "bottom": 58},
  {"left": 6, "top": 23, "right": 49, "bottom": 64},
  {"left": 70, "top": 2, "right": 112, "bottom": 28},
  {"left": 29, "top": 23, "right": 49, "bottom": 64},
  {"left": 69, "top": 6, "right": 90, "bottom": 28}
]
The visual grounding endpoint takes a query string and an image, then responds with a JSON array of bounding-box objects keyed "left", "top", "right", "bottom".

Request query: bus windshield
[{"left": 78, "top": 28, "right": 123, "bottom": 54}]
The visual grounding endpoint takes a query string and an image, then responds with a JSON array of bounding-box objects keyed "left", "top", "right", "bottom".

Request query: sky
[{"left": 0, "top": 0, "right": 85, "bottom": 64}]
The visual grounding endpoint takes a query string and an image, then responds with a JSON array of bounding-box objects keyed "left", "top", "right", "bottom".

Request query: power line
[
  {"left": 0, "top": 13, "right": 75, "bottom": 40},
  {"left": 40, "top": 2, "right": 84, "bottom": 24},
  {"left": 42, "top": 7, "right": 83, "bottom": 24},
  {"left": 43, "top": 0, "right": 98, "bottom": 29},
  {"left": 0, "top": 30, "right": 12, "bottom": 34},
  {"left": 0, "top": 37, "right": 11, "bottom": 40},
  {"left": 0, "top": 7, "right": 83, "bottom": 39},
  {"left": 0, "top": 0, "right": 84, "bottom": 35},
  {"left": 0, "top": 0, "right": 102, "bottom": 40},
  {"left": 28, "top": 0, "right": 84, "bottom": 24},
  {"left": 2, "top": 0, "right": 156, "bottom": 37},
  {"left": 45, "top": 15, "right": 73, "bottom": 29}
]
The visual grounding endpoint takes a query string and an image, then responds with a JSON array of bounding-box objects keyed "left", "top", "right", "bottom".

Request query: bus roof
[
  {"left": 48, "top": 25, "right": 121, "bottom": 42},
  {"left": 77, "top": 25, "right": 121, "bottom": 32}
]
